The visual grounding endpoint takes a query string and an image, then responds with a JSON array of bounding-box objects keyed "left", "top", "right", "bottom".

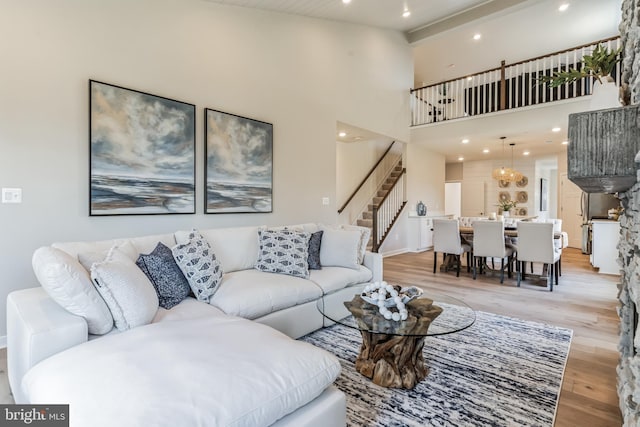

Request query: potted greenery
[
  {"left": 538, "top": 43, "right": 623, "bottom": 109},
  {"left": 497, "top": 200, "right": 517, "bottom": 216}
]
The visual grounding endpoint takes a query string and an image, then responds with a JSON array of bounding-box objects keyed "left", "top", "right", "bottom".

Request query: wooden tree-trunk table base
[
  {"left": 345, "top": 295, "right": 443, "bottom": 389},
  {"left": 355, "top": 332, "right": 428, "bottom": 389}
]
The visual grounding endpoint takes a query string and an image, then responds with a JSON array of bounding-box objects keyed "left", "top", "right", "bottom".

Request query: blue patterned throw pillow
[
  {"left": 172, "top": 230, "right": 223, "bottom": 302},
  {"left": 136, "top": 243, "right": 191, "bottom": 309},
  {"left": 255, "top": 229, "right": 311, "bottom": 278}
]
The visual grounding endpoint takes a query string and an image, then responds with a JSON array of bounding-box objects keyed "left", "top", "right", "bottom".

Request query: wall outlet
[
  {"left": 2, "top": 188, "right": 22, "bottom": 204},
  {"left": 322, "top": 197, "right": 330, "bottom": 205}
]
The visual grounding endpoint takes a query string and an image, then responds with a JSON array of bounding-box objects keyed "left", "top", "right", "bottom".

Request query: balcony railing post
[{"left": 500, "top": 60, "right": 506, "bottom": 111}]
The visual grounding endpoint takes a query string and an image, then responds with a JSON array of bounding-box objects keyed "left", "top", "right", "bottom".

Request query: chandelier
[{"left": 491, "top": 137, "right": 523, "bottom": 182}]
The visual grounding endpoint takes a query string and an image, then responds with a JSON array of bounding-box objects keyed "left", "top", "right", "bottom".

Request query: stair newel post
[{"left": 372, "top": 205, "right": 379, "bottom": 253}]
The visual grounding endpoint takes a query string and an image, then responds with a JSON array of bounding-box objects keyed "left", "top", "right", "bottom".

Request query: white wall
[
  {"left": 406, "top": 144, "right": 446, "bottom": 216},
  {"left": 0, "top": 0, "right": 413, "bottom": 336},
  {"left": 461, "top": 157, "right": 543, "bottom": 218}
]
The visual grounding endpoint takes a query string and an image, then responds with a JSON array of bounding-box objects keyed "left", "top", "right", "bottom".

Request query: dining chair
[
  {"left": 471, "top": 220, "right": 515, "bottom": 284},
  {"left": 515, "top": 221, "right": 561, "bottom": 291},
  {"left": 432, "top": 219, "right": 471, "bottom": 277}
]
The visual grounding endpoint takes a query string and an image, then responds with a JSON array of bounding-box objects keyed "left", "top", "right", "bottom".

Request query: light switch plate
[
  {"left": 322, "top": 197, "right": 330, "bottom": 205},
  {"left": 2, "top": 188, "right": 22, "bottom": 203}
]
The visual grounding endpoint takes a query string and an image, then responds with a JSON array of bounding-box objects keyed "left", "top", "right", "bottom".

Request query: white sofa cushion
[
  {"left": 52, "top": 233, "right": 176, "bottom": 259},
  {"left": 172, "top": 231, "right": 222, "bottom": 301},
  {"left": 309, "top": 266, "right": 373, "bottom": 294},
  {"left": 255, "top": 229, "right": 311, "bottom": 278},
  {"left": 22, "top": 316, "right": 341, "bottom": 427},
  {"left": 319, "top": 228, "right": 361, "bottom": 270},
  {"left": 32, "top": 247, "right": 113, "bottom": 335},
  {"left": 91, "top": 248, "right": 159, "bottom": 331},
  {"left": 152, "top": 297, "right": 226, "bottom": 323},
  {"left": 211, "top": 269, "right": 322, "bottom": 319},
  {"left": 176, "top": 226, "right": 260, "bottom": 273}
]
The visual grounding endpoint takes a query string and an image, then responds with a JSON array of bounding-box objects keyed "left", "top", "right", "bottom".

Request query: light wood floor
[{"left": 384, "top": 247, "right": 622, "bottom": 426}]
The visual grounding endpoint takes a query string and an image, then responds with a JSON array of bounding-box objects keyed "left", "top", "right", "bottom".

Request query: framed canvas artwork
[
  {"left": 204, "top": 108, "right": 273, "bottom": 213},
  {"left": 89, "top": 80, "right": 196, "bottom": 215}
]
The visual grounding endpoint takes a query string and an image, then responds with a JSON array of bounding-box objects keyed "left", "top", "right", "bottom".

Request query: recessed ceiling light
[
  {"left": 467, "top": 76, "right": 473, "bottom": 81},
  {"left": 462, "top": 139, "right": 469, "bottom": 144},
  {"left": 402, "top": 9, "right": 411, "bottom": 18},
  {"left": 354, "top": 136, "right": 362, "bottom": 140},
  {"left": 558, "top": 3, "right": 569, "bottom": 12},
  {"left": 338, "top": 131, "right": 346, "bottom": 137},
  {"left": 482, "top": 149, "right": 490, "bottom": 154},
  {"left": 458, "top": 156, "right": 464, "bottom": 161},
  {"left": 552, "top": 127, "right": 561, "bottom": 132},
  {"left": 473, "top": 33, "right": 481, "bottom": 41},
  {"left": 523, "top": 151, "right": 530, "bottom": 156},
  {"left": 562, "top": 140, "right": 569, "bottom": 145},
  {"left": 342, "top": 0, "right": 351, "bottom": 4}
]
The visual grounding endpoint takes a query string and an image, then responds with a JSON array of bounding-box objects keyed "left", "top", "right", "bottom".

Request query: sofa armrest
[
  {"left": 363, "top": 251, "right": 383, "bottom": 282},
  {"left": 7, "top": 287, "right": 88, "bottom": 403}
]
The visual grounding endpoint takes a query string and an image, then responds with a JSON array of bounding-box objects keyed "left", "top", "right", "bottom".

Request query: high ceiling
[
  {"left": 204, "top": 0, "right": 622, "bottom": 163},
  {"left": 204, "top": 0, "right": 511, "bottom": 34}
]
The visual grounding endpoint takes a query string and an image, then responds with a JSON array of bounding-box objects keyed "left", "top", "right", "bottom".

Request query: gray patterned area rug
[{"left": 300, "top": 311, "right": 573, "bottom": 427}]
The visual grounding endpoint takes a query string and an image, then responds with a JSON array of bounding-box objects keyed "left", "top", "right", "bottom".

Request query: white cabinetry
[
  {"left": 590, "top": 220, "right": 621, "bottom": 275},
  {"left": 408, "top": 216, "right": 433, "bottom": 252}
]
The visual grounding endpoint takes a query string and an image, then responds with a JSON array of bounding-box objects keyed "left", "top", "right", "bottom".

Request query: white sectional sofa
[{"left": 7, "top": 223, "right": 382, "bottom": 427}]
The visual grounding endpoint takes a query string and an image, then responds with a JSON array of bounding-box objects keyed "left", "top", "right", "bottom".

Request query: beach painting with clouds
[
  {"left": 205, "top": 109, "right": 272, "bottom": 213},
  {"left": 89, "top": 80, "right": 195, "bottom": 215}
]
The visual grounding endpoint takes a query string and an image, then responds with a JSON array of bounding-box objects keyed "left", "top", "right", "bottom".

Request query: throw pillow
[
  {"left": 340, "top": 224, "right": 371, "bottom": 264},
  {"left": 171, "top": 230, "right": 223, "bottom": 302},
  {"left": 136, "top": 242, "right": 191, "bottom": 309},
  {"left": 255, "top": 229, "right": 311, "bottom": 278},
  {"left": 91, "top": 247, "right": 159, "bottom": 331},
  {"left": 319, "top": 228, "right": 361, "bottom": 270},
  {"left": 32, "top": 246, "right": 114, "bottom": 335},
  {"left": 307, "top": 230, "right": 323, "bottom": 270},
  {"left": 77, "top": 241, "right": 139, "bottom": 272}
]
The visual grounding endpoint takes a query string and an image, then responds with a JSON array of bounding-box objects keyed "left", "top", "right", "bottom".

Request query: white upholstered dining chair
[
  {"left": 471, "top": 220, "right": 515, "bottom": 284},
  {"left": 432, "top": 219, "right": 471, "bottom": 277},
  {"left": 516, "top": 221, "right": 561, "bottom": 291}
]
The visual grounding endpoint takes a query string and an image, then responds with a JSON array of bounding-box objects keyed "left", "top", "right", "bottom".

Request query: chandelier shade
[
  {"left": 492, "top": 138, "right": 523, "bottom": 182},
  {"left": 491, "top": 166, "right": 523, "bottom": 182}
]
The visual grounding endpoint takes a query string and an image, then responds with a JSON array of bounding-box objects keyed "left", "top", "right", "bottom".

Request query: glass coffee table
[{"left": 317, "top": 289, "right": 475, "bottom": 389}]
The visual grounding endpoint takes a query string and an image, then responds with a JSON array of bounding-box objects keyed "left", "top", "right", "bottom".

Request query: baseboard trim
[
  {"left": 0, "top": 336, "right": 7, "bottom": 349},
  {"left": 380, "top": 248, "right": 409, "bottom": 258}
]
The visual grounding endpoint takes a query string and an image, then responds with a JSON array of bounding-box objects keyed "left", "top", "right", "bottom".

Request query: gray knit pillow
[
  {"left": 307, "top": 231, "right": 323, "bottom": 270},
  {"left": 255, "top": 229, "right": 311, "bottom": 278},
  {"left": 136, "top": 243, "right": 191, "bottom": 309},
  {"left": 172, "top": 231, "right": 222, "bottom": 302}
]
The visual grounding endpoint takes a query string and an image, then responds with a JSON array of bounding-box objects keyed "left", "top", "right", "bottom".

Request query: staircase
[{"left": 356, "top": 160, "right": 406, "bottom": 251}]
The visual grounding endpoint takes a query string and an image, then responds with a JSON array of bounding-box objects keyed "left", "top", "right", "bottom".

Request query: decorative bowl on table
[{"left": 360, "top": 282, "right": 423, "bottom": 321}]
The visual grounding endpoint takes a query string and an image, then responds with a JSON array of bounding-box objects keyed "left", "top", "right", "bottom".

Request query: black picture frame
[
  {"left": 540, "top": 178, "right": 548, "bottom": 211},
  {"left": 204, "top": 108, "right": 273, "bottom": 214},
  {"left": 89, "top": 80, "right": 196, "bottom": 216}
]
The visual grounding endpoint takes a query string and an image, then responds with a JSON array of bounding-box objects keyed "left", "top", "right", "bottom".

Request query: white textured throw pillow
[
  {"left": 255, "top": 229, "right": 311, "bottom": 278},
  {"left": 32, "top": 247, "right": 114, "bottom": 335},
  {"left": 319, "top": 228, "right": 361, "bottom": 270},
  {"left": 340, "top": 224, "right": 371, "bottom": 264},
  {"left": 91, "top": 247, "right": 159, "bottom": 331},
  {"left": 172, "top": 230, "right": 223, "bottom": 301}
]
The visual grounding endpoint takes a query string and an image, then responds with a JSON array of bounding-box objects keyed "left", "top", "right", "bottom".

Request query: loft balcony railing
[{"left": 410, "top": 36, "right": 621, "bottom": 127}]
